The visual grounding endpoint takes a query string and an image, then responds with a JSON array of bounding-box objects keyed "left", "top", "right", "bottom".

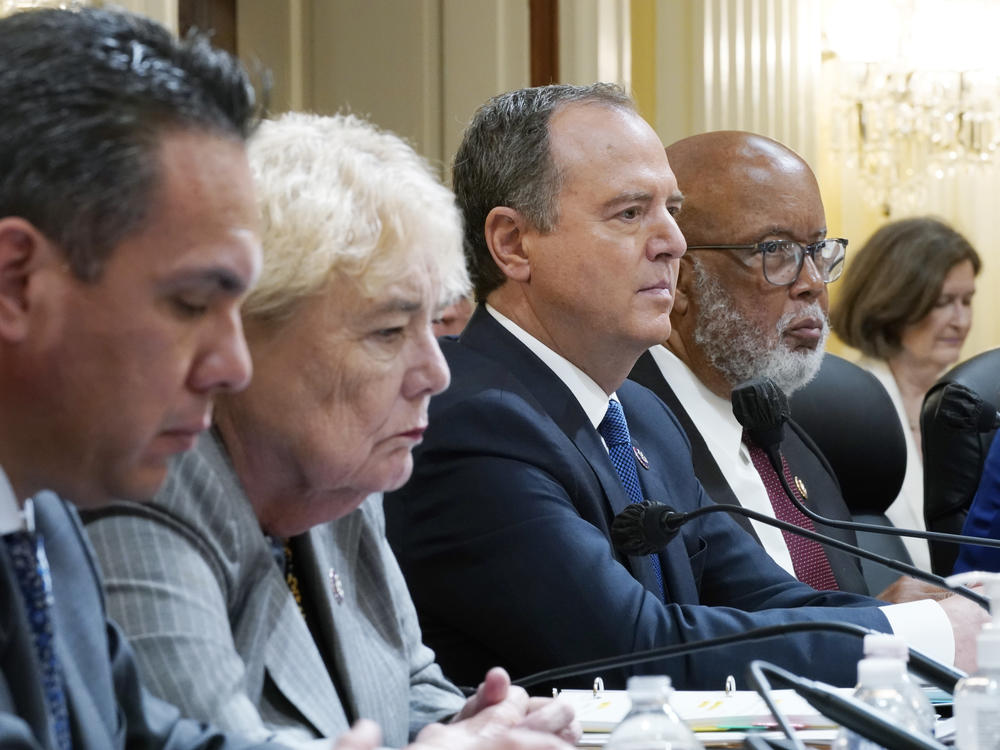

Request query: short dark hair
[
  {"left": 0, "top": 7, "right": 261, "bottom": 281},
  {"left": 452, "top": 83, "right": 634, "bottom": 302},
  {"left": 831, "top": 217, "right": 981, "bottom": 359}
]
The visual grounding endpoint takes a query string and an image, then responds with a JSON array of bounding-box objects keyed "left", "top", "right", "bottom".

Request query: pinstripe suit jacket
[
  {"left": 83, "top": 433, "right": 464, "bottom": 748},
  {"left": 1, "top": 491, "right": 280, "bottom": 750}
]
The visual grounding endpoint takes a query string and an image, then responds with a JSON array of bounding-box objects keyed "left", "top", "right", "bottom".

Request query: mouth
[
  {"left": 638, "top": 279, "right": 675, "bottom": 296},
  {"left": 783, "top": 317, "right": 825, "bottom": 347},
  {"left": 397, "top": 426, "right": 428, "bottom": 441}
]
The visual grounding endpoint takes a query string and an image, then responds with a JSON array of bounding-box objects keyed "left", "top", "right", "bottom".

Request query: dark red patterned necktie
[{"left": 742, "top": 433, "right": 839, "bottom": 591}]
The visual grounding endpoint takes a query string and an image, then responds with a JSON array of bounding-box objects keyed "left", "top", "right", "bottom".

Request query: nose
[
  {"left": 953, "top": 299, "right": 973, "bottom": 331},
  {"left": 189, "top": 311, "right": 254, "bottom": 395},
  {"left": 789, "top": 253, "right": 824, "bottom": 300},
  {"left": 646, "top": 205, "right": 687, "bottom": 261},
  {"left": 403, "top": 326, "right": 451, "bottom": 401}
]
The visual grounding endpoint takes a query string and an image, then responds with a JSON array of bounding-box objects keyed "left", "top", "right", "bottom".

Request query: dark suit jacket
[
  {"left": 384, "top": 307, "right": 890, "bottom": 692},
  {"left": 0, "top": 491, "right": 279, "bottom": 750},
  {"left": 628, "top": 350, "right": 869, "bottom": 595}
]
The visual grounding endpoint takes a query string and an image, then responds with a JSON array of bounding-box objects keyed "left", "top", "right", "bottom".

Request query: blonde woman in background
[{"left": 832, "top": 216, "right": 980, "bottom": 571}]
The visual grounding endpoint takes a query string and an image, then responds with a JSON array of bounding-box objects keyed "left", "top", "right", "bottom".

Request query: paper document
[{"left": 558, "top": 688, "right": 844, "bottom": 733}]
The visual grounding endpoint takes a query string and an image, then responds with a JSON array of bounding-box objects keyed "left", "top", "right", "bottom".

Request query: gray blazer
[
  {"left": 1, "top": 491, "right": 279, "bottom": 750},
  {"left": 83, "top": 434, "right": 463, "bottom": 747}
]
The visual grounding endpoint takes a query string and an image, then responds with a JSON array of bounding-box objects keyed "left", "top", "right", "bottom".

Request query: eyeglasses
[{"left": 686, "top": 238, "right": 848, "bottom": 286}]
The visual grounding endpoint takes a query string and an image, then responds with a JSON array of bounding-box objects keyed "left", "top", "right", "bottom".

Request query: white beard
[{"left": 689, "top": 259, "right": 828, "bottom": 396}]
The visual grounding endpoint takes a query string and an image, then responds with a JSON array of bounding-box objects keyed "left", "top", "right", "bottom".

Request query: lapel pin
[
  {"left": 794, "top": 475, "right": 808, "bottom": 500},
  {"left": 329, "top": 567, "right": 344, "bottom": 605},
  {"left": 633, "top": 445, "right": 650, "bottom": 470}
]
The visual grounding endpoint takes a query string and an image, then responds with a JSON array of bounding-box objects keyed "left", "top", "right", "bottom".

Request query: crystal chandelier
[{"left": 824, "top": 0, "right": 1000, "bottom": 217}]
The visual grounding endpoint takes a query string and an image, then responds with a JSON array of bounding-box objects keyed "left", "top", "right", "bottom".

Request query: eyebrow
[
  {"left": 602, "top": 189, "right": 685, "bottom": 211},
  {"left": 370, "top": 297, "right": 423, "bottom": 316},
  {"left": 753, "top": 225, "right": 828, "bottom": 242},
  {"left": 162, "top": 267, "right": 250, "bottom": 296}
]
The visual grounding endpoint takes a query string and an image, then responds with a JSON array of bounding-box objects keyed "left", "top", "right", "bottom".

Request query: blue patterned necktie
[
  {"left": 598, "top": 398, "right": 664, "bottom": 597},
  {"left": 4, "top": 530, "right": 72, "bottom": 750}
]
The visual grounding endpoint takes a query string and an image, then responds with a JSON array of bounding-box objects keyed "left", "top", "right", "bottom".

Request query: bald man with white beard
[{"left": 629, "top": 131, "right": 943, "bottom": 604}]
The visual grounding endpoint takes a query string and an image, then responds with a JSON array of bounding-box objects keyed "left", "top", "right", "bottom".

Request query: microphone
[
  {"left": 730, "top": 377, "right": 1000, "bottom": 552},
  {"left": 510, "top": 620, "right": 963, "bottom": 693},
  {"left": 748, "top": 660, "right": 946, "bottom": 750},
  {"left": 934, "top": 382, "right": 1000, "bottom": 433},
  {"left": 610, "top": 500, "right": 988, "bottom": 608}
]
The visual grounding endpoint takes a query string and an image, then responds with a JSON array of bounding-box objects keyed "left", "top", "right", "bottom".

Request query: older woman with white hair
[{"left": 82, "top": 113, "right": 577, "bottom": 749}]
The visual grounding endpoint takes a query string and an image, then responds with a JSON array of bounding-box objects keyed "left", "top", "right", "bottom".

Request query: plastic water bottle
[
  {"left": 605, "top": 675, "right": 703, "bottom": 750},
  {"left": 861, "top": 634, "right": 936, "bottom": 736},
  {"left": 948, "top": 572, "right": 1000, "bottom": 750},
  {"left": 832, "top": 650, "right": 931, "bottom": 750}
]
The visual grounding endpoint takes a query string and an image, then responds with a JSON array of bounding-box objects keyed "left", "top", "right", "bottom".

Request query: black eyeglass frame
[{"left": 686, "top": 238, "right": 849, "bottom": 287}]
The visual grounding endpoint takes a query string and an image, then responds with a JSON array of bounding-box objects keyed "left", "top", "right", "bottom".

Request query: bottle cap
[
  {"left": 858, "top": 656, "right": 907, "bottom": 686},
  {"left": 863, "top": 633, "right": 909, "bottom": 662},
  {"left": 625, "top": 675, "right": 672, "bottom": 700}
]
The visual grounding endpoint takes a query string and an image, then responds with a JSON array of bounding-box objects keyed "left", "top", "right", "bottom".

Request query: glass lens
[
  {"left": 760, "top": 241, "right": 801, "bottom": 285},
  {"left": 814, "top": 239, "right": 846, "bottom": 282},
  {"left": 761, "top": 239, "right": 846, "bottom": 285}
]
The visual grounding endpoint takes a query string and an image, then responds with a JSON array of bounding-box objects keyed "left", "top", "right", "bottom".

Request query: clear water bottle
[
  {"left": 861, "top": 634, "right": 936, "bottom": 736},
  {"left": 605, "top": 675, "right": 702, "bottom": 750},
  {"left": 832, "top": 652, "right": 931, "bottom": 750}
]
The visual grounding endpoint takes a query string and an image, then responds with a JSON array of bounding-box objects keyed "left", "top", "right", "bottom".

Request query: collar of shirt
[
  {"left": 486, "top": 304, "right": 614, "bottom": 432},
  {"left": 648, "top": 345, "right": 744, "bottom": 456},
  {"left": 0, "top": 465, "right": 29, "bottom": 534}
]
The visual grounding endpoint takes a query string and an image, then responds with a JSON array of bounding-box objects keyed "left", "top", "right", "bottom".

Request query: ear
[
  {"left": 484, "top": 206, "right": 531, "bottom": 284},
  {"left": 672, "top": 255, "right": 694, "bottom": 318},
  {"left": 0, "top": 218, "right": 52, "bottom": 342}
]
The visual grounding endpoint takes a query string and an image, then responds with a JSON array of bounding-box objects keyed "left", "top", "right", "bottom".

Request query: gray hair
[
  {"left": 452, "top": 83, "right": 635, "bottom": 301},
  {"left": 245, "top": 112, "right": 469, "bottom": 327}
]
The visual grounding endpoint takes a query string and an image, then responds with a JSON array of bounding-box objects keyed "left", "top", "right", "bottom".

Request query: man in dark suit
[
  {"left": 628, "top": 131, "right": 942, "bottom": 602},
  {"left": 384, "top": 85, "right": 986, "bottom": 692},
  {"left": 0, "top": 10, "right": 574, "bottom": 750}
]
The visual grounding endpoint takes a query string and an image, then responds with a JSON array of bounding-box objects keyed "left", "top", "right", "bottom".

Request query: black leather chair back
[
  {"left": 921, "top": 347, "right": 1000, "bottom": 575},
  {"left": 790, "top": 354, "right": 906, "bottom": 514},
  {"left": 790, "top": 353, "right": 910, "bottom": 594}
]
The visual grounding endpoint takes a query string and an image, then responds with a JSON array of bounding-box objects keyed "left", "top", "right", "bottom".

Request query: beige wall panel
[
  {"left": 441, "top": 0, "right": 529, "bottom": 176},
  {"left": 306, "top": 0, "right": 443, "bottom": 164}
]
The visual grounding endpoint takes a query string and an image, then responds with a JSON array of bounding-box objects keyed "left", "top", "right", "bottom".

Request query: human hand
[
  {"left": 939, "top": 592, "right": 990, "bottom": 672},
  {"left": 331, "top": 719, "right": 382, "bottom": 750},
  {"left": 451, "top": 667, "right": 579, "bottom": 744},
  {"left": 876, "top": 575, "right": 953, "bottom": 603}
]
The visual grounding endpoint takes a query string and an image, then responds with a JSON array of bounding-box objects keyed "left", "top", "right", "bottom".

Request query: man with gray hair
[{"left": 384, "top": 87, "right": 986, "bottom": 693}]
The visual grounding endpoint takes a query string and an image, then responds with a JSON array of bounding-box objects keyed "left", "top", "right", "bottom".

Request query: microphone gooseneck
[
  {"left": 749, "top": 660, "right": 947, "bottom": 750},
  {"left": 610, "top": 501, "right": 988, "bottom": 608},
  {"left": 730, "top": 377, "right": 1000, "bottom": 553},
  {"left": 510, "top": 620, "right": 964, "bottom": 693},
  {"left": 935, "top": 382, "right": 1000, "bottom": 433}
]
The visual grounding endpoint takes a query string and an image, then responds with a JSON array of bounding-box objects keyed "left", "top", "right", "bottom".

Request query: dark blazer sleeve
[
  {"left": 0, "top": 493, "right": 283, "bottom": 750},
  {"left": 954, "top": 433, "right": 1000, "bottom": 574},
  {"left": 386, "top": 352, "right": 891, "bottom": 693}
]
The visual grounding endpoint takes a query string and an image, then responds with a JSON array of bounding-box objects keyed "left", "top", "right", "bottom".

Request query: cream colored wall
[
  {"left": 639, "top": 0, "right": 999, "bottom": 361},
  {"left": 237, "top": 0, "right": 528, "bottom": 177}
]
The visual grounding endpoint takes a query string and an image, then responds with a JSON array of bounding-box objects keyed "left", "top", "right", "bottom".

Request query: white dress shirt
[
  {"left": 0, "top": 465, "right": 27, "bottom": 534},
  {"left": 855, "top": 356, "right": 932, "bottom": 572},
  {"left": 487, "top": 305, "right": 612, "bottom": 432},
  {"left": 646, "top": 345, "right": 954, "bottom": 665}
]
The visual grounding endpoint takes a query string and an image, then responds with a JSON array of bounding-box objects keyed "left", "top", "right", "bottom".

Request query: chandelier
[{"left": 824, "top": 0, "right": 1000, "bottom": 217}]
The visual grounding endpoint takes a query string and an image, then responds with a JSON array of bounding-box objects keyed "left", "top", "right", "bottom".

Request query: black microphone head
[
  {"left": 731, "top": 377, "right": 790, "bottom": 450},
  {"left": 936, "top": 382, "right": 999, "bottom": 433},
  {"left": 611, "top": 501, "right": 682, "bottom": 555}
]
